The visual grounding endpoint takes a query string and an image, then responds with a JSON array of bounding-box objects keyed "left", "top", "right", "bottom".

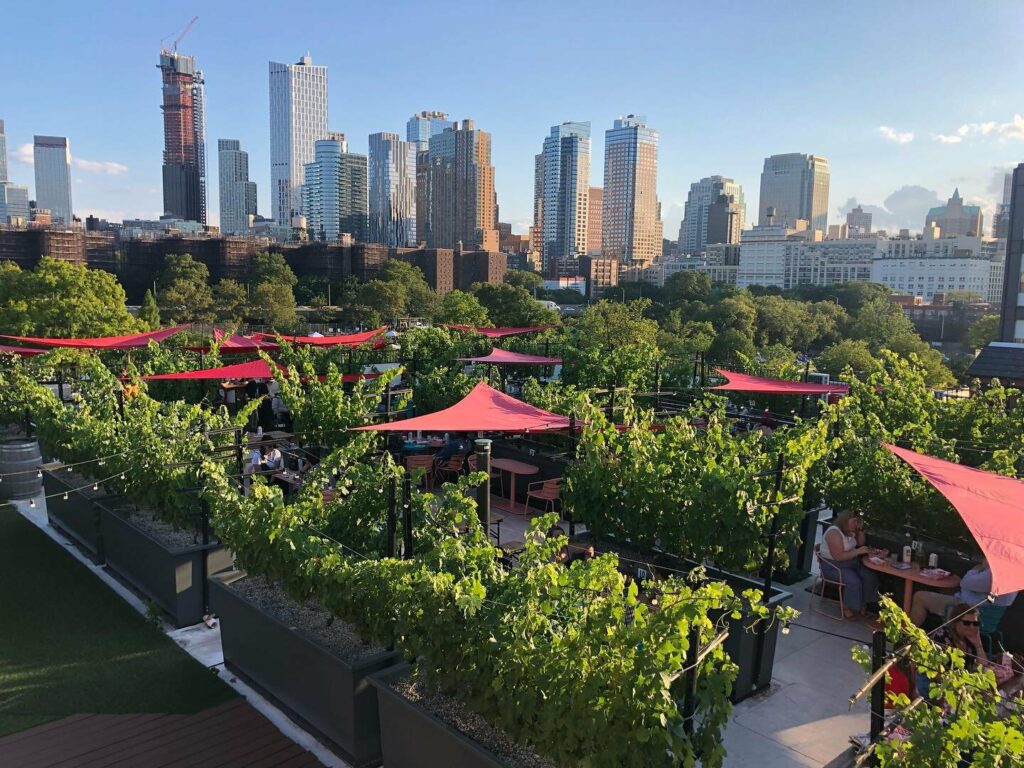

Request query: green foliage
[
  {"left": 139, "top": 290, "right": 161, "bottom": 330},
  {"left": 966, "top": 314, "right": 999, "bottom": 351},
  {"left": 503, "top": 269, "right": 543, "bottom": 292},
  {"left": 471, "top": 283, "right": 561, "bottom": 327},
  {"left": 250, "top": 281, "right": 299, "bottom": 329},
  {"left": 398, "top": 325, "right": 476, "bottom": 374},
  {"left": 815, "top": 339, "right": 880, "bottom": 379},
  {"left": 412, "top": 365, "right": 480, "bottom": 414},
  {"left": 561, "top": 300, "right": 660, "bottom": 390},
  {"left": 157, "top": 254, "right": 215, "bottom": 323},
  {"left": 437, "top": 289, "right": 490, "bottom": 326},
  {"left": 357, "top": 280, "right": 406, "bottom": 323},
  {"left": 211, "top": 279, "right": 248, "bottom": 325},
  {"left": 0, "top": 258, "right": 140, "bottom": 337}
]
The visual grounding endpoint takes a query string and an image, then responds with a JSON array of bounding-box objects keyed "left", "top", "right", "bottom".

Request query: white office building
[
  {"left": 758, "top": 153, "right": 829, "bottom": 234},
  {"left": 871, "top": 231, "right": 992, "bottom": 301},
  {"left": 33, "top": 135, "right": 73, "bottom": 227},
  {"left": 218, "top": 139, "right": 257, "bottom": 235},
  {"left": 269, "top": 55, "right": 328, "bottom": 226},
  {"left": 737, "top": 223, "right": 876, "bottom": 289},
  {"left": 677, "top": 175, "right": 744, "bottom": 255}
]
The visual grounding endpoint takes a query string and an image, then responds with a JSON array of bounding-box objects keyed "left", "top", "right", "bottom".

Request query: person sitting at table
[
  {"left": 819, "top": 510, "right": 880, "bottom": 619},
  {"left": 910, "top": 557, "right": 1018, "bottom": 628},
  {"left": 433, "top": 433, "right": 472, "bottom": 469},
  {"left": 263, "top": 445, "right": 284, "bottom": 471}
]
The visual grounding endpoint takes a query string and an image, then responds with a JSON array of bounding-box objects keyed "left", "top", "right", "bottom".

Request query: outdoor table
[
  {"left": 490, "top": 458, "right": 539, "bottom": 515},
  {"left": 457, "top": 513, "right": 504, "bottom": 544},
  {"left": 861, "top": 555, "right": 961, "bottom": 612}
]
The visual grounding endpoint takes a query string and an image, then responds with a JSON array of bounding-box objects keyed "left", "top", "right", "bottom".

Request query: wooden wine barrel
[{"left": 0, "top": 438, "right": 43, "bottom": 500}]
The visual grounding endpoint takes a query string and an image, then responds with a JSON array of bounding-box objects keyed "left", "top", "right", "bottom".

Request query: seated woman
[
  {"left": 918, "top": 603, "right": 987, "bottom": 703},
  {"left": 910, "top": 557, "right": 1018, "bottom": 627},
  {"left": 819, "top": 510, "right": 881, "bottom": 620},
  {"left": 263, "top": 445, "right": 284, "bottom": 471}
]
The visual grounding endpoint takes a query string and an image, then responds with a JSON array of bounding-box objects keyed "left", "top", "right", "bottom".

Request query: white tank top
[{"left": 821, "top": 525, "right": 856, "bottom": 560}]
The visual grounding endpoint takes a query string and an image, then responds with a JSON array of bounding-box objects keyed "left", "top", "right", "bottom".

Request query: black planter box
[
  {"left": 210, "top": 578, "right": 401, "bottom": 767},
  {"left": 369, "top": 664, "right": 513, "bottom": 768},
  {"left": 571, "top": 532, "right": 792, "bottom": 703},
  {"left": 42, "top": 467, "right": 107, "bottom": 563},
  {"left": 97, "top": 499, "right": 226, "bottom": 628}
]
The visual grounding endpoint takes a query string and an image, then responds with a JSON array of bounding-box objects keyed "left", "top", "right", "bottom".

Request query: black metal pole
[
  {"left": 234, "top": 427, "right": 244, "bottom": 480},
  {"left": 761, "top": 452, "right": 786, "bottom": 603},
  {"left": 682, "top": 624, "right": 700, "bottom": 736},
  {"left": 475, "top": 439, "right": 492, "bottom": 536},
  {"left": 116, "top": 389, "right": 126, "bottom": 421},
  {"left": 386, "top": 475, "right": 397, "bottom": 557},
  {"left": 24, "top": 407, "right": 33, "bottom": 438},
  {"left": 347, "top": 347, "right": 354, "bottom": 374},
  {"left": 608, "top": 384, "right": 616, "bottom": 421},
  {"left": 402, "top": 475, "right": 413, "bottom": 558},
  {"left": 654, "top": 359, "right": 662, "bottom": 410},
  {"left": 201, "top": 500, "right": 211, "bottom": 612},
  {"left": 56, "top": 373, "right": 64, "bottom": 403},
  {"left": 869, "top": 630, "right": 886, "bottom": 757},
  {"left": 384, "top": 382, "right": 392, "bottom": 423}
]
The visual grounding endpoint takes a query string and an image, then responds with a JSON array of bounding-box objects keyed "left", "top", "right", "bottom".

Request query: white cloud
[
  {"left": 933, "top": 114, "right": 1024, "bottom": 144},
  {"left": 73, "top": 158, "right": 128, "bottom": 176},
  {"left": 879, "top": 125, "right": 914, "bottom": 144},
  {"left": 11, "top": 143, "right": 127, "bottom": 175}
]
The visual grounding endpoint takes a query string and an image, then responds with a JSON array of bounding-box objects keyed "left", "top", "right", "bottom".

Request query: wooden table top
[
  {"left": 490, "top": 458, "right": 540, "bottom": 475},
  {"left": 861, "top": 556, "right": 961, "bottom": 590}
]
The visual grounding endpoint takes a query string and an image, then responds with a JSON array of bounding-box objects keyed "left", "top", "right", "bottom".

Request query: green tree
[
  {"left": 376, "top": 260, "right": 441, "bottom": 319},
  {"left": 815, "top": 339, "right": 880, "bottom": 378},
  {"left": 806, "top": 300, "right": 850, "bottom": 347},
  {"left": 705, "top": 295, "right": 757, "bottom": 337},
  {"left": 250, "top": 281, "right": 299, "bottom": 329},
  {"left": 437, "top": 290, "right": 490, "bottom": 326},
  {"left": 663, "top": 271, "right": 712, "bottom": 305},
  {"left": 358, "top": 280, "right": 407, "bottom": 322},
  {"left": 561, "top": 300, "right": 660, "bottom": 390},
  {"left": 708, "top": 327, "right": 756, "bottom": 364},
  {"left": 212, "top": 279, "right": 249, "bottom": 326},
  {"left": 0, "top": 258, "right": 140, "bottom": 337},
  {"left": 753, "top": 295, "right": 817, "bottom": 350},
  {"left": 850, "top": 297, "right": 917, "bottom": 346},
  {"left": 157, "top": 253, "right": 215, "bottom": 323},
  {"left": 249, "top": 251, "right": 298, "bottom": 288},
  {"left": 471, "top": 283, "right": 560, "bottom": 327},
  {"left": 504, "top": 269, "right": 543, "bottom": 293},
  {"left": 294, "top": 275, "right": 331, "bottom": 307},
  {"left": 139, "top": 289, "right": 161, "bottom": 330},
  {"left": 966, "top": 314, "right": 999, "bottom": 350}
]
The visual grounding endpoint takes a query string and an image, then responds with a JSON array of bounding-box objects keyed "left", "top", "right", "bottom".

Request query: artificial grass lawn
[{"left": 0, "top": 509, "right": 236, "bottom": 736}]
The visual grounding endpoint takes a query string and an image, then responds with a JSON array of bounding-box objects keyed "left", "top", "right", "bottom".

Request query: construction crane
[{"left": 161, "top": 16, "right": 198, "bottom": 54}]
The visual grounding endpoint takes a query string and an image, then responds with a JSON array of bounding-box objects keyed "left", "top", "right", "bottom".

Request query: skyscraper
[
  {"left": 0, "top": 120, "right": 29, "bottom": 225},
  {"left": 534, "top": 122, "right": 591, "bottom": 274},
  {"left": 301, "top": 138, "right": 368, "bottom": 242},
  {"left": 926, "top": 188, "right": 984, "bottom": 237},
  {"left": 218, "top": 139, "right": 257, "bottom": 235},
  {"left": 999, "top": 164, "right": 1024, "bottom": 342},
  {"left": 758, "top": 153, "right": 830, "bottom": 233},
  {"left": 33, "top": 135, "right": 73, "bottom": 227},
  {"left": 846, "top": 205, "right": 872, "bottom": 234},
  {"left": 677, "top": 176, "right": 744, "bottom": 255},
  {"left": 406, "top": 111, "right": 454, "bottom": 153},
  {"left": 587, "top": 186, "right": 603, "bottom": 254},
  {"left": 159, "top": 49, "right": 206, "bottom": 223},
  {"left": 368, "top": 132, "right": 417, "bottom": 247},
  {"left": 270, "top": 55, "right": 328, "bottom": 226},
  {"left": 993, "top": 173, "right": 1013, "bottom": 239},
  {"left": 426, "top": 120, "right": 498, "bottom": 251},
  {"left": 602, "top": 115, "right": 661, "bottom": 264}
]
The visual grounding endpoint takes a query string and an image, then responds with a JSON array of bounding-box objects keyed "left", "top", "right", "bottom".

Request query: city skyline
[{"left": 1, "top": 1, "right": 1022, "bottom": 236}]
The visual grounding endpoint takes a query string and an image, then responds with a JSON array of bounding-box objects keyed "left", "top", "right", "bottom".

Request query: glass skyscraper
[
  {"left": 602, "top": 115, "right": 661, "bottom": 264},
  {"left": 0, "top": 119, "right": 29, "bottom": 225},
  {"left": 33, "top": 135, "right": 74, "bottom": 227},
  {"left": 302, "top": 138, "right": 367, "bottom": 242},
  {"left": 406, "top": 111, "right": 454, "bottom": 153},
  {"left": 677, "top": 176, "right": 744, "bottom": 255},
  {"left": 159, "top": 50, "right": 207, "bottom": 224},
  {"left": 758, "top": 153, "right": 830, "bottom": 234},
  {"left": 218, "top": 139, "right": 257, "bottom": 235},
  {"left": 534, "top": 122, "right": 590, "bottom": 274},
  {"left": 368, "top": 132, "right": 417, "bottom": 248}
]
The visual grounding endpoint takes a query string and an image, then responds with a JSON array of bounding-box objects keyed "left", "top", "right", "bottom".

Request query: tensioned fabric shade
[
  {"left": 185, "top": 329, "right": 281, "bottom": 354},
  {"left": 355, "top": 380, "right": 571, "bottom": 433},
  {"left": 251, "top": 327, "right": 387, "bottom": 347},
  {"left": 710, "top": 368, "right": 850, "bottom": 396},
  {"left": 0, "top": 325, "right": 189, "bottom": 350},
  {"left": 0, "top": 344, "right": 47, "bottom": 356},
  {"left": 886, "top": 443, "right": 1024, "bottom": 596},
  {"left": 440, "top": 324, "right": 552, "bottom": 338},
  {"left": 141, "top": 359, "right": 379, "bottom": 383},
  {"left": 458, "top": 348, "right": 562, "bottom": 365}
]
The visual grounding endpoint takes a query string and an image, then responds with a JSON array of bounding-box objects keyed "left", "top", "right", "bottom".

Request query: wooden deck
[{"left": 0, "top": 699, "right": 323, "bottom": 767}]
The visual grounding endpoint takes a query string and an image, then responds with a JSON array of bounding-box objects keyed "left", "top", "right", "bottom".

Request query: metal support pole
[
  {"left": 200, "top": 500, "right": 211, "bottom": 612},
  {"left": 23, "top": 408, "right": 32, "bottom": 438},
  {"left": 654, "top": 359, "right": 662, "bottom": 410},
  {"left": 869, "top": 630, "right": 886, "bottom": 756},
  {"left": 384, "top": 382, "right": 392, "bottom": 423},
  {"left": 402, "top": 475, "right": 413, "bottom": 558},
  {"left": 234, "top": 427, "right": 244, "bottom": 480},
  {"left": 386, "top": 476, "right": 397, "bottom": 557},
  {"left": 474, "top": 439, "right": 492, "bottom": 535},
  {"left": 608, "top": 384, "right": 616, "bottom": 421},
  {"left": 56, "top": 373, "right": 65, "bottom": 404},
  {"left": 347, "top": 348, "right": 354, "bottom": 375},
  {"left": 116, "top": 389, "right": 126, "bottom": 421},
  {"left": 750, "top": 452, "right": 786, "bottom": 695},
  {"left": 682, "top": 624, "right": 700, "bottom": 736}
]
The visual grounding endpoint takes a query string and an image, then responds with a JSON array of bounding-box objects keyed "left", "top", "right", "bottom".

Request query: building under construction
[{"left": 159, "top": 22, "right": 206, "bottom": 224}]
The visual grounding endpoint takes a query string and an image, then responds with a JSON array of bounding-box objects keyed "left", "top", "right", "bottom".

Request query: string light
[
  {"left": 36, "top": 469, "right": 42, "bottom": 479},
  {"left": 92, "top": 483, "right": 98, "bottom": 491},
  {"left": 62, "top": 492, "right": 69, "bottom": 501},
  {"left": 120, "top": 473, "right": 126, "bottom": 480},
  {"left": 29, "top": 499, "right": 36, "bottom": 508}
]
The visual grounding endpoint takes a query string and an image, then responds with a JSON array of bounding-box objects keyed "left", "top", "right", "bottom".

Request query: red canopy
[
  {"left": 0, "top": 325, "right": 188, "bottom": 350},
  {"left": 252, "top": 327, "right": 386, "bottom": 347},
  {"left": 356, "top": 380, "right": 570, "bottom": 433},
  {"left": 710, "top": 368, "right": 850, "bottom": 396},
  {"left": 0, "top": 344, "right": 47, "bottom": 357},
  {"left": 142, "top": 359, "right": 379, "bottom": 383},
  {"left": 440, "top": 324, "right": 552, "bottom": 338},
  {"left": 458, "top": 348, "right": 562, "bottom": 365},
  {"left": 184, "top": 329, "right": 281, "bottom": 354},
  {"left": 886, "top": 444, "right": 1024, "bottom": 596}
]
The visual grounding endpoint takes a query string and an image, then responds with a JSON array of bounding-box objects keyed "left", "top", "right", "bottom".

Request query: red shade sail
[
  {"left": 185, "top": 329, "right": 281, "bottom": 354},
  {"left": 458, "top": 348, "right": 562, "bottom": 365},
  {"left": 356, "top": 380, "right": 570, "bottom": 433},
  {"left": 0, "top": 344, "right": 47, "bottom": 357},
  {"left": 710, "top": 368, "right": 850, "bottom": 396},
  {"left": 886, "top": 443, "right": 1024, "bottom": 596},
  {"left": 440, "top": 324, "right": 552, "bottom": 338},
  {"left": 252, "top": 327, "right": 386, "bottom": 347},
  {"left": 141, "top": 359, "right": 379, "bottom": 383},
  {"left": 0, "top": 325, "right": 189, "bottom": 350}
]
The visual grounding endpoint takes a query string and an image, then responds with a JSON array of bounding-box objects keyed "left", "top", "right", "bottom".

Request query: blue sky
[{"left": 3, "top": 0, "right": 1023, "bottom": 236}]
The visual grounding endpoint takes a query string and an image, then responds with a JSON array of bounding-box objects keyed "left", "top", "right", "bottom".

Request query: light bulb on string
[
  {"left": 63, "top": 492, "right": 69, "bottom": 501},
  {"left": 92, "top": 483, "right": 98, "bottom": 492},
  {"left": 36, "top": 469, "right": 42, "bottom": 479},
  {"left": 120, "top": 473, "right": 126, "bottom": 481},
  {"left": 29, "top": 499, "right": 36, "bottom": 508}
]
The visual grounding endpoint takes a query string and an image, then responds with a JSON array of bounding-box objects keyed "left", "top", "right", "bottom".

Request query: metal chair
[
  {"left": 434, "top": 454, "right": 467, "bottom": 484},
  {"left": 405, "top": 454, "right": 434, "bottom": 490},
  {"left": 467, "top": 453, "right": 504, "bottom": 495},
  {"left": 812, "top": 545, "right": 848, "bottom": 621},
  {"left": 526, "top": 477, "right": 562, "bottom": 514}
]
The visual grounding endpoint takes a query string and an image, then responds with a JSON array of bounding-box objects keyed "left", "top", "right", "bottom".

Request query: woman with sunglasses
[{"left": 932, "top": 603, "right": 987, "bottom": 671}]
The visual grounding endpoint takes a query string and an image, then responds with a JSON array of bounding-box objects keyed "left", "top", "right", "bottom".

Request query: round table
[
  {"left": 861, "top": 555, "right": 961, "bottom": 613},
  {"left": 490, "top": 458, "right": 540, "bottom": 515}
]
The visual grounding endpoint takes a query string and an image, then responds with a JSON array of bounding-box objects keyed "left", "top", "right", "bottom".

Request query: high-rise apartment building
[
  {"left": 587, "top": 186, "right": 603, "bottom": 254},
  {"left": 602, "top": 115, "right": 661, "bottom": 264},
  {"left": 368, "top": 132, "right": 417, "bottom": 248},
  {"left": 999, "top": 163, "right": 1024, "bottom": 342},
  {"left": 846, "top": 204, "right": 872, "bottom": 234},
  {"left": 33, "top": 136, "right": 73, "bottom": 227},
  {"left": 926, "top": 188, "right": 984, "bottom": 237},
  {"left": 993, "top": 174, "right": 1013, "bottom": 239},
  {"left": 159, "top": 50, "right": 206, "bottom": 224},
  {"left": 270, "top": 55, "right": 328, "bottom": 226},
  {"left": 217, "top": 139, "right": 257, "bottom": 235},
  {"left": 677, "top": 176, "right": 744, "bottom": 255},
  {"left": 0, "top": 120, "right": 29, "bottom": 225},
  {"left": 534, "top": 122, "right": 590, "bottom": 274},
  {"left": 406, "top": 111, "right": 454, "bottom": 153},
  {"left": 425, "top": 119, "right": 498, "bottom": 251},
  {"left": 301, "top": 138, "right": 368, "bottom": 242},
  {"left": 758, "top": 153, "right": 830, "bottom": 234}
]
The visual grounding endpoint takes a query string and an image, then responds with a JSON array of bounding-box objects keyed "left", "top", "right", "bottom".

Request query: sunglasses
[{"left": 959, "top": 620, "right": 980, "bottom": 627}]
